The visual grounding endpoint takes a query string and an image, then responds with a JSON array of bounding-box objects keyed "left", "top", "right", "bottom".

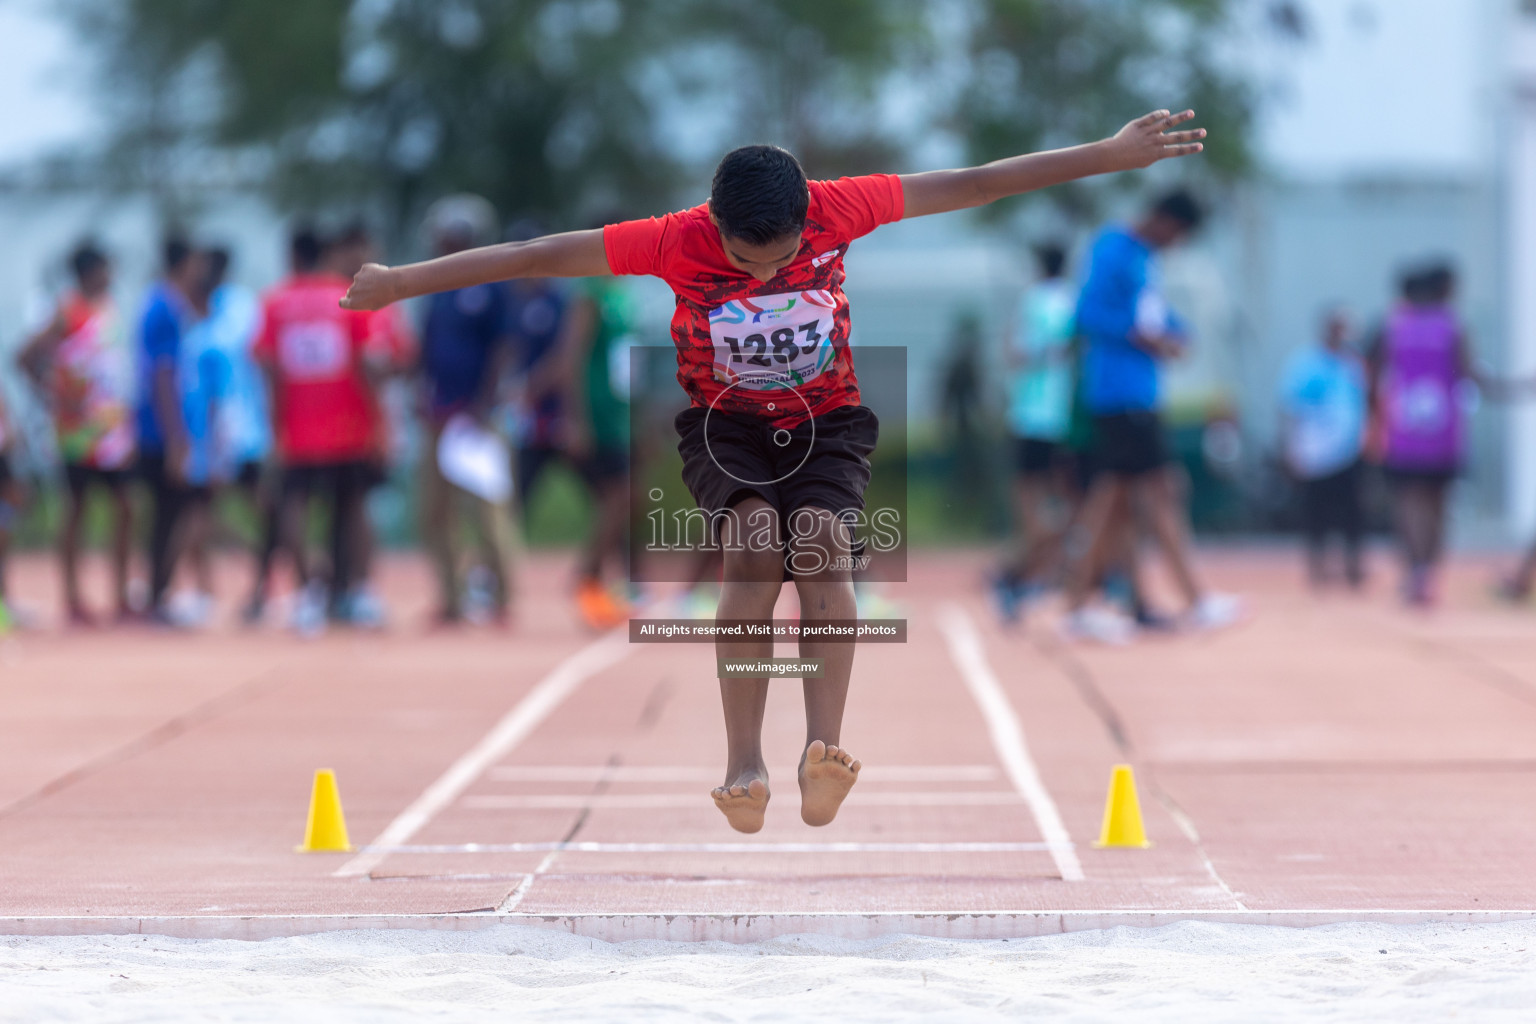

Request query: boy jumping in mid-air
[{"left": 342, "top": 108, "right": 1206, "bottom": 832}]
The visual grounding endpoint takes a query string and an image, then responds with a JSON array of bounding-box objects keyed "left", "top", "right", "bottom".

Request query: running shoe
[
  {"left": 1133, "top": 603, "right": 1178, "bottom": 633},
  {"left": 576, "top": 580, "right": 630, "bottom": 630},
  {"left": 241, "top": 592, "right": 267, "bottom": 627},
  {"left": 1403, "top": 568, "right": 1435, "bottom": 608},
  {"left": 462, "top": 565, "right": 499, "bottom": 624},
  {"left": 1183, "top": 592, "right": 1244, "bottom": 632},
  {"left": 988, "top": 571, "right": 1024, "bottom": 625},
  {"left": 1061, "top": 606, "right": 1135, "bottom": 646},
  {"left": 168, "top": 590, "right": 216, "bottom": 629},
  {"left": 289, "top": 582, "right": 328, "bottom": 637},
  {"left": 335, "top": 585, "right": 387, "bottom": 630}
]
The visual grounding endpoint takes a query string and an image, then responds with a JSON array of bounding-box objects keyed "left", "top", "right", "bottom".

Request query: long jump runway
[{"left": 4, "top": 550, "right": 1536, "bottom": 940}]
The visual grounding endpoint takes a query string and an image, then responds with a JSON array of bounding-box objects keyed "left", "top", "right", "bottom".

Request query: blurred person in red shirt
[
  {"left": 252, "top": 226, "right": 378, "bottom": 635},
  {"left": 322, "top": 222, "right": 417, "bottom": 626}
]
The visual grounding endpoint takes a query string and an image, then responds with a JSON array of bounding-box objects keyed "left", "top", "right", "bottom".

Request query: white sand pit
[{"left": 3, "top": 920, "right": 1535, "bottom": 1022}]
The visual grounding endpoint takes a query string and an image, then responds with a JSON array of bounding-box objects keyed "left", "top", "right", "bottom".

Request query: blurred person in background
[
  {"left": 1368, "top": 264, "right": 1469, "bottom": 608},
  {"left": 173, "top": 247, "right": 262, "bottom": 625},
  {"left": 558, "top": 227, "right": 637, "bottom": 630},
  {"left": 1281, "top": 308, "right": 1367, "bottom": 590},
  {"left": 937, "top": 312, "right": 986, "bottom": 507},
  {"left": 135, "top": 237, "right": 206, "bottom": 626},
  {"left": 1060, "top": 189, "right": 1241, "bottom": 644},
  {"left": 992, "top": 241, "right": 1077, "bottom": 624},
  {"left": 321, "top": 222, "right": 416, "bottom": 627},
  {"left": 417, "top": 196, "right": 518, "bottom": 628},
  {"left": 504, "top": 220, "right": 574, "bottom": 523},
  {"left": 16, "top": 242, "right": 137, "bottom": 625},
  {"left": 253, "top": 226, "right": 377, "bottom": 635},
  {"left": 0, "top": 387, "right": 20, "bottom": 632}
]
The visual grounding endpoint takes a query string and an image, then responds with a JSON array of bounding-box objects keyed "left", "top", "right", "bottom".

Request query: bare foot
[
  {"left": 711, "top": 769, "right": 769, "bottom": 834},
  {"left": 798, "top": 740, "right": 861, "bottom": 827}
]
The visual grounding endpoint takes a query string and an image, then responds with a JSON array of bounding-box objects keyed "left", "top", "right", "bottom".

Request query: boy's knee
[
  {"left": 786, "top": 507, "right": 854, "bottom": 579},
  {"left": 723, "top": 541, "right": 783, "bottom": 583}
]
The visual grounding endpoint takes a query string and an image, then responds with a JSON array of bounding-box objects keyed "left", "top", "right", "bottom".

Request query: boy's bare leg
[
  {"left": 1136, "top": 468, "right": 1202, "bottom": 608},
  {"left": 711, "top": 496, "right": 781, "bottom": 833},
  {"left": 789, "top": 506, "right": 861, "bottom": 826}
]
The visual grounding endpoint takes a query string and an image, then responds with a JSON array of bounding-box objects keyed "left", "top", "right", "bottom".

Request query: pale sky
[
  {"left": 0, "top": 0, "right": 1503, "bottom": 178},
  {"left": 0, "top": 1, "right": 96, "bottom": 166}
]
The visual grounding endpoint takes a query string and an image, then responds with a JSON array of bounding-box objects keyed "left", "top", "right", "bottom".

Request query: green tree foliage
[
  {"left": 61, "top": 0, "right": 1256, "bottom": 239},
  {"left": 950, "top": 0, "right": 1255, "bottom": 218}
]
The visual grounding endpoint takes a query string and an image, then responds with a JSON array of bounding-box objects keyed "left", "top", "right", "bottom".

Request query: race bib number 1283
[{"left": 708, "top": 290, "right": 838, "bottom": 391}]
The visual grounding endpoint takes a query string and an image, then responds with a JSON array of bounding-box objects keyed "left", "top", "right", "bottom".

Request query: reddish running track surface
[{"left": 2, "top": 548, "right": 1536, "bottom": 940}]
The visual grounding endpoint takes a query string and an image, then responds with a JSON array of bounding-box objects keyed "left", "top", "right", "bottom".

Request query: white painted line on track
[
  {"left": 367, "top": 841, "right": 1064, "bottom": 854},
  {"left": 496, "top": 850, "right": 558, "bottom": 913},
  {"left": 938, "top": 603, "right": 1086, "bottom": 882},
  {"left": 335, "top": 630, "right": 633, "bottom": 878},
  {"left": 460, "top": 791, "right": 1024, "bottom": 810},
  {"left": 487, "top": 764, "right": 1000, "bottom": 783}
]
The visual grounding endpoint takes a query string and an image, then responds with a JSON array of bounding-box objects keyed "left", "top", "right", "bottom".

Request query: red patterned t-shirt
[{"left": 602, "top": 174, "right": 904, "bottom": 427}]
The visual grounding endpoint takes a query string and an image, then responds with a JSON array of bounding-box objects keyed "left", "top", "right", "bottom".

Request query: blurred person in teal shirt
[{"left": 993, "top": 241, "right": 1077, "bottom": 623}]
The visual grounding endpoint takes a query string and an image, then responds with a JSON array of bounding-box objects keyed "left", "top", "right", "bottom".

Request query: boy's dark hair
[
  {"left": 1150, "top": 188, "right": 1204, "bottom": 231},
  {"left": 163, "top": 236, "right": 193, "bottom": 274},
  {"left": 1033, "top": 242, "right": 1067, "bottom": 279},
  {"left": 70, "top": 241, "right": 108, "bottom": 283},
  {"left": 709, "top": 145, "right": 809, "bottom": 245},
  {"left": 290, "top": 226, "right": 324, "bottom": 272}
]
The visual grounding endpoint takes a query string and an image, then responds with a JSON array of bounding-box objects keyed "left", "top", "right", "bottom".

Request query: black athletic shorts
[
  {"left": 65, "top": 462, "right": 132, "bottom": 500},
  {"left": 676, "top": 403, "right": 878, "bottom": 564},
  {"left": 1383, "top": 465, "right": 1458, "bottom": 486},
  {"left": 1014, "top": 437, "right": 1067, "bottom": 477},
  {"left": 579, "top": 445, "right": 629, "bottom": 486},
  {"left": 281, "top": 460, "right": 379, "bottom": 500},
  {"left": 1091, "top": 411, "right": 1168, "bottom": 477}
]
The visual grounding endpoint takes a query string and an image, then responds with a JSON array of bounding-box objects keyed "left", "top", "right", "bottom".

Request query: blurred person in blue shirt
[
  {"left": 1060, "top": 190, "right": 1240, "bottom": 643},
  {"left": 135, "top": 237, "right": 206, "bottom": 624},
  {"left": 175, "top": 247, "right": 262, "bottom": 624},
  {"left": 1281, "top": 308, "right": 1367, "bottom": 589},
  {"left": 993, "top": 241, "right": 1077, "bottom": 623},
  {"left": 501, "top": 219, "right": 574, "bottom": 513},
  {"left": 418, "top": 195, "right": 519, "bottom": 626}
]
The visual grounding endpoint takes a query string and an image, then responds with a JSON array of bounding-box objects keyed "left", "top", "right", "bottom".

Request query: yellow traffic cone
[
  {"left": 1093, "top": 763, "right": 1151, "bottom": 848},
  {"left": 296, "top": 769, "right": 354, "bottom": 853}
]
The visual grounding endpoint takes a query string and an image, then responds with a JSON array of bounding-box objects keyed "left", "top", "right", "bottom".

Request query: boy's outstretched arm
[
  {"left": 901, "top": 109, "right": 1205, "bottom": 219},
  {"left": 340, "top": 228, "right": 610, "bottom": 311}
]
